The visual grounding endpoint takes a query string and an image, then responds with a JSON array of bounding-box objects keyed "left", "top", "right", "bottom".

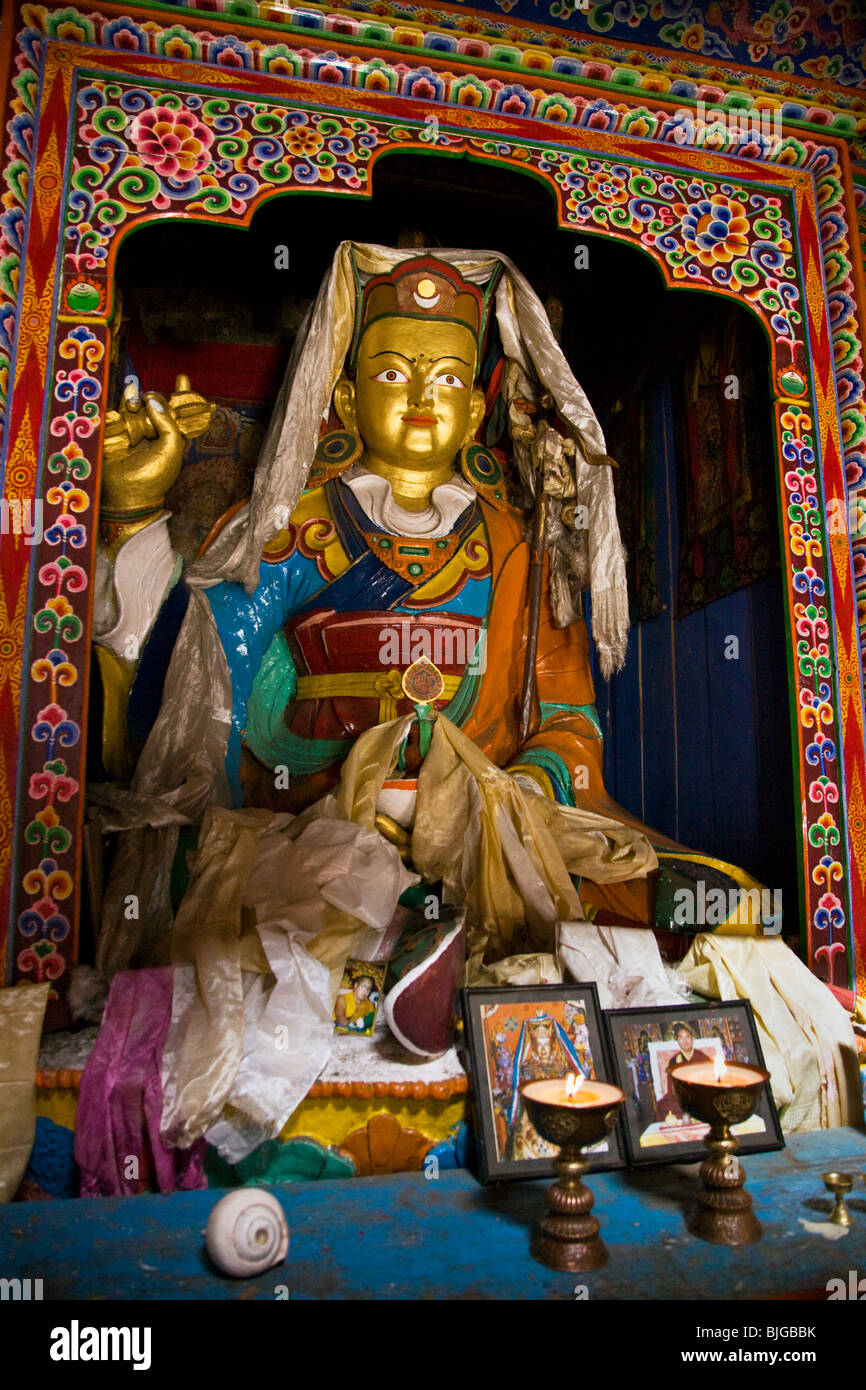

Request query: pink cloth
[
  {"left": 75, "top": 968, "right": 206, "bottom": 1197},
  {"left": 827, "top": 984, "right": 856, "bottom": 1015}
]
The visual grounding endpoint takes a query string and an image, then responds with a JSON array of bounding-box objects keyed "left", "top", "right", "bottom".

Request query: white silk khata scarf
[
  {"left": 678, "top": 935, "right": 863, "bottom": 1132},
  {"left": 159, "top": 712, "right": 656, "bottom": 1159}
]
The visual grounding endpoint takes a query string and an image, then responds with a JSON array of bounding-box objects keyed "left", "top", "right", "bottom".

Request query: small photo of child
[{"left": 333, "top": 960, "right": 386, "bottom": 1037}]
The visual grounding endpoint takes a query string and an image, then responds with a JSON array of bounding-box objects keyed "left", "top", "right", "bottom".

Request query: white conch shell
[{"left": 205, "top": 1189, "right": 289, "bottom": 1279}]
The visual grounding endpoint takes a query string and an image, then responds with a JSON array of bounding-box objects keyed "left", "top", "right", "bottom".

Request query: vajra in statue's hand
[{"left": 101, "top": 373, "right": 214, "bottom": 517}]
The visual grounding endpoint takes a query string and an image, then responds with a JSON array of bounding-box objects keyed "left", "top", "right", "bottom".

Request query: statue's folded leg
[{"left": 520, "top": 712, "right": 773, "bottom": 934}]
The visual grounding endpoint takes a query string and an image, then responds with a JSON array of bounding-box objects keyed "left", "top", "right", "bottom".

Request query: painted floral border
[{"left": 92, "top": 0, "right": 866, "bottom": 91}]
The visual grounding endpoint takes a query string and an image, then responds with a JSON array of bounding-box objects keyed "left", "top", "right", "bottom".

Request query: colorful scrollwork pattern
[
  {"left": 782, "top": 403, "right": 848, "bottom": 978},
  {"left": 16, "top": 324, "right": 103, "bottom": 996}
]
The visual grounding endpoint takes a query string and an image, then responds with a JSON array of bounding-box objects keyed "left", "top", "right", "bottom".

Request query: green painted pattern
[
  {"left": 244, "top": 629, "right": 348, "bottom": 775},
  {"left": 512, "top": 747, "right": 575, "bottom": 807},
  {"left": 540, "top": 700, "right": 603, "bottom": 738}
]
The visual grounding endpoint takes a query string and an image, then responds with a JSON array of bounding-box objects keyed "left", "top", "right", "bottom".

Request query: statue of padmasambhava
[{"left": 90, "top": 244, "right": 769, "bottom": 1158}]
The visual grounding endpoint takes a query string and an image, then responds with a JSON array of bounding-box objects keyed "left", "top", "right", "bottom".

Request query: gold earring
[
  {"left": 459, "top": 440, "right": 508, "bottom": 511},
  {"left": 307, "top": 427, "right": 363, "bottom": 486}
]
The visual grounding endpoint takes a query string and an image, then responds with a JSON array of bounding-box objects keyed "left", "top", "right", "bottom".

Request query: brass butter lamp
[
  {"left": 822, "top": 1172, "right": 853, "bottom": 1226},
  {"left": 670, "top": 1060, "right": 771, "bottom": 1247},
  {"left": 519, "top": 1078, "right": 625, "bottom": 1272}
]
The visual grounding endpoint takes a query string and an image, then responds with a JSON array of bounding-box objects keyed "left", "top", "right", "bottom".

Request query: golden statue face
[{"left": 336, "top": 316, "right": 485, "bottom": 472}]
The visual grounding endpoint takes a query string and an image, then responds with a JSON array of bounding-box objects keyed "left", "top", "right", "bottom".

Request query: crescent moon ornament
[{"left": 205, "top": 1189, "right": 289, "bottom": 1278}]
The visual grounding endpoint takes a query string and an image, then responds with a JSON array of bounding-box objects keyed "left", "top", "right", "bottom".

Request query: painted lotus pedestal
[{"left": 1, "top": 0, "right": 866, "bottom": 1194}]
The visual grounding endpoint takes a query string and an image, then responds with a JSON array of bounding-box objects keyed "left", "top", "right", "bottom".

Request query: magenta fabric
[{"left": 75, "top": 968, "right": 206, "bottom": 1197}]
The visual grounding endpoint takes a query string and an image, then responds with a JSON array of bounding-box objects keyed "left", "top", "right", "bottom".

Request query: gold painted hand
[{"left": 101, "top": 374, "right": 214, "bottom": 517}]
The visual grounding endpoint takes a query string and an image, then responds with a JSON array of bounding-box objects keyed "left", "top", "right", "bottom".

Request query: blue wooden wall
[{"left": 590, "top": 376, "right": 800, "bottom": 935}]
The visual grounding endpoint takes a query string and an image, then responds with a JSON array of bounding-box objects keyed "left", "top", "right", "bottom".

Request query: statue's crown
[{"left": 350, "top": 256, "right": 490, "bottom": 367}]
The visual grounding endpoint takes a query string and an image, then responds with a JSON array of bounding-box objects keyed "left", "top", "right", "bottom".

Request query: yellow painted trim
[
  {"left": 265, "top": 484, "right": 351, "bottom": 579},
  {"left": 657, "top": 851, "right": 770, "bottom": 932},
  {"left": 657, "top": 850, "right": 765, "bottom": 890},
  {"left": 296, "top": 668, "right": 461, "bottom": 721},
  {"left": 35, "top": 1089, "right": 466, "bottom": 1149},
  {"left": 278, "top": 1095, "right": 466, "bottom": 1147},
  {"left": 35, "top": 1090, "right": 78, "bottom": 1130},
  {"left": 411, "top": 520, "right": 490, "bottom": 600},
  {"left": 508, "top": 763, "right": 555, "bottom": 800},
  {"left": 95, "top": 644, "right": 136, "bottom": 780}
]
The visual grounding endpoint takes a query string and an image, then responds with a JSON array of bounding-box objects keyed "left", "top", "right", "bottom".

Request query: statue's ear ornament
[
  {"left": 307, "top": 427, "right": 364, "bottom": 486},
  {"left": 459, "top": 440, "right": 510, "bottom": 512}
]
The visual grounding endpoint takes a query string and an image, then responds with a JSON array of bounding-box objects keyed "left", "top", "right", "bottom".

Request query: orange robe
[{"left": 236, "top": 490, "right": 675, "bottom": 925}]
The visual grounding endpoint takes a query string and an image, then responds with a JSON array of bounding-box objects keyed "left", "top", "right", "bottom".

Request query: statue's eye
[
  {"left": 372, "top": 368, "right": 409, "bottom": 383},
  {"left": 432, "top": 372, "right": 466, "bottom": 389}
]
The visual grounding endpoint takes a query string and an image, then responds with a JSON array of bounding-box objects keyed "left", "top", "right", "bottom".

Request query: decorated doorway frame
[{"left": 2, "top": 32, "right": 865, "bottom": 1022}]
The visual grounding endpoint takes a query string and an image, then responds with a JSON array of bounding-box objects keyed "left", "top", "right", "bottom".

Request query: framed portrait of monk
[
  {"left": 605, "top": 1001, "right": 784, "bottom": 1167},
  {"left": 461, "top": 984, "right": 625, "bottom": 1183}
]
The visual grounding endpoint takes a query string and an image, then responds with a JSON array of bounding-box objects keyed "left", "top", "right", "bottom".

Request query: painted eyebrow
[{"left": 368, "top": 352, "right": 473, "bottom": 367}]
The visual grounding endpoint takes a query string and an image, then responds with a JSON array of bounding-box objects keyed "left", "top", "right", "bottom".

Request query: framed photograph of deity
[
  {"left": 460, "top": 984, "right": 626, "bottom": 1183},
  {"left": 604, "top": 1001, "right": 784, "bottom": 1167}
]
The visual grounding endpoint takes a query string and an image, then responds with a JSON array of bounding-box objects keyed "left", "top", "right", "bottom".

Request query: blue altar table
[{"left": 2, "top": 1128, "right": 865, "bottom": 1301}]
